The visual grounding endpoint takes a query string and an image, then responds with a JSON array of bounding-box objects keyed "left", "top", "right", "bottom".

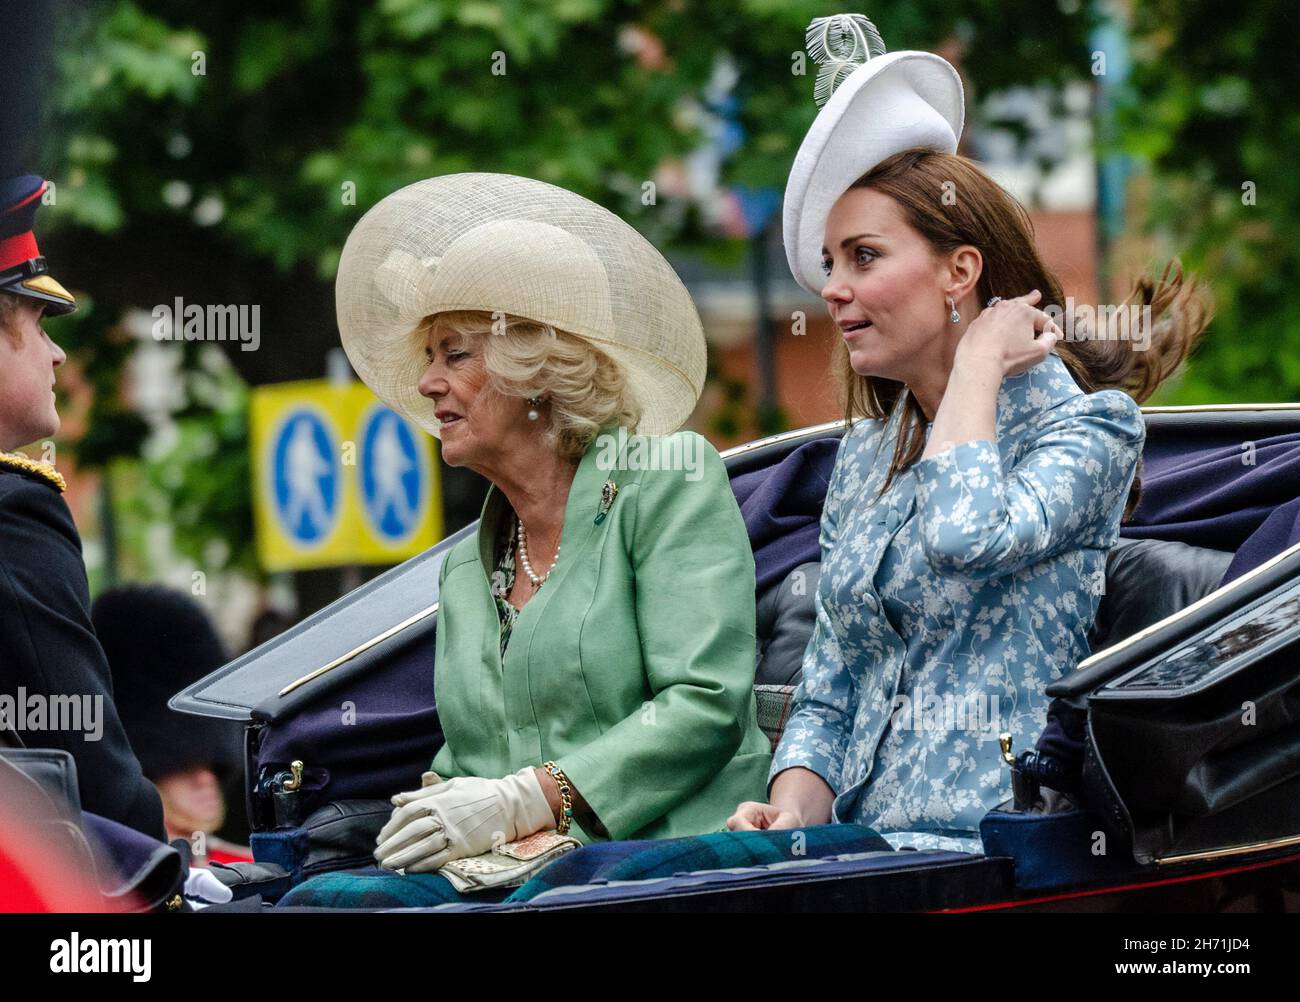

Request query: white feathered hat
[
  {"left": 783, "top": 14, "right": 966, "bottom": 295},
  {"left": 336, "top": 173, "right": 707, "bottom": 438}
]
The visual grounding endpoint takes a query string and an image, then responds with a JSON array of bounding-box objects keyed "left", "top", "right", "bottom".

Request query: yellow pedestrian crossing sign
[{"left": 251, "top": 381, "right": 442, "bottom": 571}]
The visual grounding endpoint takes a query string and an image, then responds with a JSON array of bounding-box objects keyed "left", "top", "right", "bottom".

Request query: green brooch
[{"left": 594, "top": 480, "right": 618, "bottom": 525}]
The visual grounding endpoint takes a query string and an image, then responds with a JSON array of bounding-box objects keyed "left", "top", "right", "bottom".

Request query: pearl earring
[
  {"left": 948, "top": 297, "right": 961, "bottom": 324},
  {"left": 527, "top": 397, "right": 541, "bottom": 421}
]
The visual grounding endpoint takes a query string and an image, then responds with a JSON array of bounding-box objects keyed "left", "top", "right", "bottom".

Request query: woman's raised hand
[{"left": 957, "top": 289, "right": 1061, "bottom": 378}]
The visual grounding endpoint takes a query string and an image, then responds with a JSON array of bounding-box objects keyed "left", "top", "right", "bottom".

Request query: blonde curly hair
[{"left": 419, "top": 310, "right": 642, "bottom": 460}]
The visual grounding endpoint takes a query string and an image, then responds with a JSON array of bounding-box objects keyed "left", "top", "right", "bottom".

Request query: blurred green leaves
[
  {"left": 43, "top": 0, "right": 1100, "bottom": 287},
  {"left": 1113, "top": 0, "right": 1300, "bottom": 404},
  {"left": 121, "top": 352, "right": 257, "bottom": 577}
]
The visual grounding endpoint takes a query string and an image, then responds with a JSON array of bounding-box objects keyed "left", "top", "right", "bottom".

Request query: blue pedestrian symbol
[
  {"left": 359, "top": 407, "right": 426, "bottom": 543},
  {"left": 271, "top": 409, "right": 339, "bottom": 546}
]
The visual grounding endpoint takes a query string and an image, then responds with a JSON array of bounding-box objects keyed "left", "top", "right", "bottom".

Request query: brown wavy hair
[{"left": 835, "top": 148, "right": 1212, "bottom": 519}]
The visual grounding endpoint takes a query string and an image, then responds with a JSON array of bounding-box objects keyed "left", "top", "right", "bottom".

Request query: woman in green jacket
[{"left": 327, "top": 174, "right": 770, "bottom": 890}]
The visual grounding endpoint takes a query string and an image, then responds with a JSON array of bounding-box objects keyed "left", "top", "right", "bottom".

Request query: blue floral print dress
[{"left": 769, "top": 352, "right": 1146, "bottom": 853}]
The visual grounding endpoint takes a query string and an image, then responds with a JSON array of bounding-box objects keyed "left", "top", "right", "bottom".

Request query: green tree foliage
[
  {"left": 44, "top": 1, "right": 1097, "bottom": 342},
  {"left": 1113, "top": 0, "right": 1300, "bottom": 403},
  {"left": 106, "top": 355, "right": 255, "bottom": 580}
]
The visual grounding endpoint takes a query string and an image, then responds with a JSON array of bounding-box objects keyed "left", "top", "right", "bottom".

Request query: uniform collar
[{"left": 0, "top": 451, "right": 66, "bottom": 492}]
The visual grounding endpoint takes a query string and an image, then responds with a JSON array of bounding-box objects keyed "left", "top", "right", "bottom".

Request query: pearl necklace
[{"left": 516, "top": 517, "right": 560, "bottom": 588}]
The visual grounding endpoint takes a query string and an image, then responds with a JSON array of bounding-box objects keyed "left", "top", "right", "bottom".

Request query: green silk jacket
[{"left": 430, "top": 428, "right": 772, "bottom": 842}]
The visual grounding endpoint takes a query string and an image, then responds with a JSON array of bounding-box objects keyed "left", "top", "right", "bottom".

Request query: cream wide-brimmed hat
[
  {"left": 336, "top": 173, "right": 707, "bottom": 437},
  {"left": 783, "top": 14, "right": 965, "bottom": 295}
]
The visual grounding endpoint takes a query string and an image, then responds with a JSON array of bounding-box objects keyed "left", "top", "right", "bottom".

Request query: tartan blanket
[
  {"left": 275, "top": 824, "right": 890, "bottom": 910},
  {"left": 276, "top": 867, "right": 510, "bottom": 909},
  {"left": 753, "top": 684, "right": 798, "bottom": 750}
]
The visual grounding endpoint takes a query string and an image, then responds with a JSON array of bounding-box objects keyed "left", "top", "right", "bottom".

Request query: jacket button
[
  {"left": 885, "top": 509, "right": 901, "bottom": 533},
  {"left": 863, "top": 593, "right": 880, "bottom": 615}
]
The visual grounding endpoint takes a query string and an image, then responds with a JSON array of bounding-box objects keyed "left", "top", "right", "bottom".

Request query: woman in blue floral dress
[{"left": 730, "top": 17, "right": 1211, "bottom": 852}]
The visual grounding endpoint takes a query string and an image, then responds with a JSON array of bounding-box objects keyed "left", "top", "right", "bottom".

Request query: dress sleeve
[
  {"left": 554, "top": 433, "right": 759, "bottom": 840},
  {"left": 768, "top": 428, "right": 859, "bottom": 795},
  {"left": 912, "top": 389, "right": 1145, "bottom": 581}
]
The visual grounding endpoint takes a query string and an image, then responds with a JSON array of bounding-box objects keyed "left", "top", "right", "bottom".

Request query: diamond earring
[
  {"left": 948, "top": 297, "right": 961, "bottom": 324},
  {"left": 527, "top": 397, "right": 541, "bottom": 421}
]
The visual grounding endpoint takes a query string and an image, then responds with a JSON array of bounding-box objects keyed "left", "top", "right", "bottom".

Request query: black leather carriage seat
[
  {"left": 751, "top": 538, "right": 1235, "bottom": 749},
  {"left": 1087, "top": 537, "right": 1234, "bottom": 652}
]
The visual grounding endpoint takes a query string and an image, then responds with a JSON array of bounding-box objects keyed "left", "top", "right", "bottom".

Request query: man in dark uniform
[{"left": 0, "top": 175, "right": 165, "bottom": 840}]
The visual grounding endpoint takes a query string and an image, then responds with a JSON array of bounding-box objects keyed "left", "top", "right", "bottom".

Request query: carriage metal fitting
[{"left": 269, "top": 760, "right": 307, "bottom": 827}]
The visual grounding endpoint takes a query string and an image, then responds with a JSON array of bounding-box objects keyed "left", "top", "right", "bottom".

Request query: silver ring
[{"left": 986, "top": 296, "right": 1003, "bottom": 307}]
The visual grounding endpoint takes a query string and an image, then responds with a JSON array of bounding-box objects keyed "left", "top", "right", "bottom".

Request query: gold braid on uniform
[{"left": 0, "top": 452, "right": 67, "bottom": 492}]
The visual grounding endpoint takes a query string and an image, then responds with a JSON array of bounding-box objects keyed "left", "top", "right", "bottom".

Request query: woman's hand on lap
[
  {"left": 374, "top": 770, "right": 555, "bottom": 872},
  {"left": 727, "top": 801, "right": 804, "bottom": 831}
]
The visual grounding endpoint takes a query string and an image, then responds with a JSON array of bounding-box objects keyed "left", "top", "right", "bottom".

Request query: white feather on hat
[{"left": 783, "top": 13, "right": 966, "bottom": 295}]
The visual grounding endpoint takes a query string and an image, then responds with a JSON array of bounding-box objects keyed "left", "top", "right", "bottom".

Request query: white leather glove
[
  {"left": 389, "top": 770, "right": 444, "bottom": 809},
  {"left": 183, "top": 867, "right": 234, "bottom": 909},
  {"left": 373, "top": 769, "right": 555, "bottom": 873}
]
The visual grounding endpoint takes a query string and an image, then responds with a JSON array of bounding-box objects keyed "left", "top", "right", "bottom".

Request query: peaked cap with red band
[{"left": 0, "top": 175, "right": 77, "bottom": 316}]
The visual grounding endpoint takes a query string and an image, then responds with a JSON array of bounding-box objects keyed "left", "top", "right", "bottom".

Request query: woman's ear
[{"left": 942, "top": 245, "right": 984, "bottom": 303}]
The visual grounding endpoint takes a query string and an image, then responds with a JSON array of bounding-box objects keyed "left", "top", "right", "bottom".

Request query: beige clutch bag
[{"left": 437, "top": 829, "right": 582, "bottom": 894}]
